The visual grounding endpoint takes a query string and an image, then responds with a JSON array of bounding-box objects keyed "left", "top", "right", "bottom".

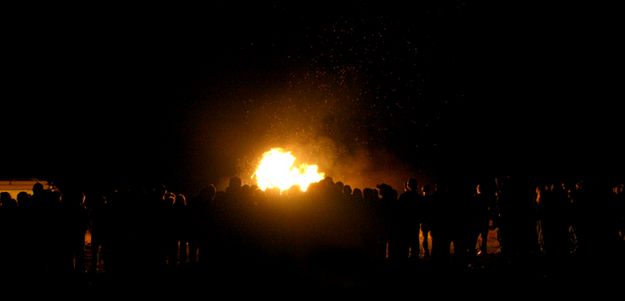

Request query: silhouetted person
[
  {"left": 377, "top": 183, "right": 398, "bottom": 262},
  {"left": 469, "top": 182, "right": 492, "bottom": 257},
  {"left": 60, "top": 188, "right": 89, "bottom": 273},
  {"left": 398, "top": 178, "right": 420, "bottom": 261},
  {"left": 16, "top": 191, "right": 31, "bottom": 208},
  {"left": 1, "top": 192, "right": 17, "bottom": 208},
  {"left": 614, "top": 183, "right": 625, "bottom": 241},
  {"left": 89, "top": 194, "right": 111, "bottom": 274},
  {"left": 361, "top": 187, "right": 381, "bottom": 261},
  {"left": 573, "top": 177, "right": 620, "bottom": 262},
  {"left": 419, "top": 183, "right": 434, "bottom": 257},
  {"left": 0, "top": 193, "right": 19, "bottom": 275},
  {"left": 30, "top": 182, "right": 46, "bottom": 209},
  {"left": 173, "top": 193, "right": 189, "bottom": 266},
  {"left": 540, "top": 180, "right": 571, "bottom": 262},
  {"left": 343, "top": 185, "right": 353, "bottom": 202},
  {"left": 430, "top": 178, "right": 453, "bottom": 264},
  {"left": 162, "top": 192, "right": 177, "bottom": 267},
  {"left": 352, "top": 188, "right": 363, "bottom": 203},
  {"left": 189, "top": 184, "right": 216, "bottom": 266},
  {"left": 498, "top": 176, "right": 539, "bottom": 260},
  {"left": 226, "top": 176, "right": 242, "bottom": 197}
]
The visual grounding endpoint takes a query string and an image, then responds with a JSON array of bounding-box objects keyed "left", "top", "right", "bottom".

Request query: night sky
[{"left": 3, "top": 2, "right": 621, "bottom": 190}]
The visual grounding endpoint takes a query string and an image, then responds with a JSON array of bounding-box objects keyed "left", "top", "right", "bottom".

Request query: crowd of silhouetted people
[{"left": 1, "top": 175, "right": 624, "bottom": 289}]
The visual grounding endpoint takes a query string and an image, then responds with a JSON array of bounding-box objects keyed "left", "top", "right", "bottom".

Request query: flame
[{"left": 253, "top": 148, "right": 325, "bottom": 192}]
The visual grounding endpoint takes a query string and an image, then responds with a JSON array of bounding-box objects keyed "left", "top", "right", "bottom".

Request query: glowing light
[{"left": 253, "top": 148, "right": 325, "bottom": 192}]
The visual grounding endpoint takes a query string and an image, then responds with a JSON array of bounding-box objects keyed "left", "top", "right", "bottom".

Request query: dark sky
[{"left": 2, "top": 2, "right": 622, "bottom": 189}]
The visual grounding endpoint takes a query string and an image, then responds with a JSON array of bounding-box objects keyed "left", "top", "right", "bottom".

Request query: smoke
[
  {"left": 328, "top": 147, "right": 420, "bottom": 191},
  {"left": 184, "top": 63, "right": 428, "bottom": 192}
]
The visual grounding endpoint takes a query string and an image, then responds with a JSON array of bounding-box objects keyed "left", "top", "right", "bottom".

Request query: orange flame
[{"left": 253, "top": 148, "right": 325, "bottom": 192}]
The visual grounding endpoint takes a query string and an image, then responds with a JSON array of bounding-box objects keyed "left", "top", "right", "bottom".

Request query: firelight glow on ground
[{"left": 253, "top": 148, "right": 325, "bottom": 192}]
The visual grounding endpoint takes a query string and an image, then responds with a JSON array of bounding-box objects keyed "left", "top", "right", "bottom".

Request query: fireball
[{"left": 253, "top": 148, "right": 325, "bottom": 192}]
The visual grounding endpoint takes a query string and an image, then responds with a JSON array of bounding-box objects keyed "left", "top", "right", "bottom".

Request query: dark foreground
[{"left": 4, "top": 250, "right": 624, "bottom": 297}]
